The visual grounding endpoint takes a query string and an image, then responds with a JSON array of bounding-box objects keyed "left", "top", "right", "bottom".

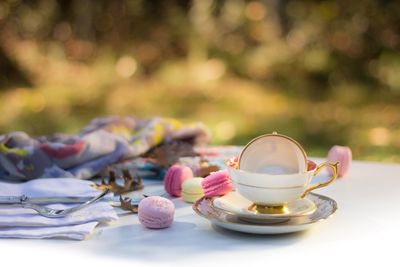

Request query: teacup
[
  {"left": 227, "top": 161, "right": 339, "bottom": 214},
  {"left": 239, "top": 132, "right": 308, "bottom": 175}
]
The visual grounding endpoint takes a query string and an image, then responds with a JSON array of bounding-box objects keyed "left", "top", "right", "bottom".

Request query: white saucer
[
  {"left": 193, "top": 193, "right": 337, "bottom": 234},
  {"left": 212, "top": 192, "right": 316, "bottom": 223}
]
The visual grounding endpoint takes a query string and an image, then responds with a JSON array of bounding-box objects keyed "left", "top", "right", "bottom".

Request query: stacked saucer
[
  {"left": 193, "top": 132, "right": 339, "bottom": 234},
  {"left": 193, "top": 192, "right": 337, "bottom": 234}
]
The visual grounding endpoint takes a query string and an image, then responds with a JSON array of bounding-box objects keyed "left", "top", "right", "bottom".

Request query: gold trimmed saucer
[
  {"left": 193, "top": 193, "right": 337, "bottom": 234},
  {"left": 212, "top": 192, "right": 316, "bottom": 224}
]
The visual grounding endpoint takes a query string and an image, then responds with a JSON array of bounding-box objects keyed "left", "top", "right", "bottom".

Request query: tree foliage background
[{"left": 0, "top": 0, "right": 399, "bottom": 161}]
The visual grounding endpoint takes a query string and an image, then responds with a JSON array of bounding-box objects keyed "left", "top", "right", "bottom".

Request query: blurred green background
[{"left": 0, "top": 0, "right": 399, "bottom": 162}]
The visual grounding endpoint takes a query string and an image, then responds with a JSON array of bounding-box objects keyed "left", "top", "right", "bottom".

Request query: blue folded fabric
[{"left": 0, "top": 116, "right": 210, "bottom": 180}]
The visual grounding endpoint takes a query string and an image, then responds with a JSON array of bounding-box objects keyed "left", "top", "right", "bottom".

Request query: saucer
[
  {"left": 193, "top": 193, "right": 337, "bottom": 234},
  {"left": 212, "top": 192, "right": 316, "bottom": 224}
]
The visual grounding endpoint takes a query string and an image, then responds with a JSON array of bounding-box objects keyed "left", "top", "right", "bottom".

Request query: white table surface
[{"left": 0, "top": 158, "right": 399, "bottom": 267}]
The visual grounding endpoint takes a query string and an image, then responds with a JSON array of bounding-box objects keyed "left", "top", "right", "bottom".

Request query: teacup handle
[{"left": 301, "top": 162, "right": 339, "bottom": 198}]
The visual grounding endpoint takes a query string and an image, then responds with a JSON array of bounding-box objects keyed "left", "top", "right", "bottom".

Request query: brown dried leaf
[
  {"left": 197, "top": 165, "right": 220, "bottom": 177},
  {"left": 119, "top": 196, "right": 138, "bottom": 213},
  {"left": 196, "top": 157, "right": 220, "bottom": 177},
  {"left": 144, "top": 141, "right": 197, "bottom": 167},
  {"left": 93, "top": 169, "right": 143, "bottom": 195}
]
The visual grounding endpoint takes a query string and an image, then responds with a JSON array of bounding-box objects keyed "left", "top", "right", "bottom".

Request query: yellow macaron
[{"left": 181, "top": 177, "right": 204, "bottom": 203}]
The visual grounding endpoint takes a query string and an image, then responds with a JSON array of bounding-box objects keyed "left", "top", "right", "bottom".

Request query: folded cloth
[
  {"left": 0, "top": 116, "right": 210, "bottom": 180},
  {"left": 0, "top": 178, "right": 118, "bottom": 240},
  {"left": 0, "top": 222, "right": 99, "bottom": 240}
]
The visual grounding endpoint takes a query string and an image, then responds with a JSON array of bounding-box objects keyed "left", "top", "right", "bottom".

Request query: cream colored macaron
[{"left": 181, "top": 177, "right": 204, "bottom": 203}]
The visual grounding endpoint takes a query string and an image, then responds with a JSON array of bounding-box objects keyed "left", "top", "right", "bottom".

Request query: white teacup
[
  {"left": 239, "top": 133, "right": 308, "bottom": 175},
  {"left": 227, "top": 162, "right": 338, "bottom": 214}
]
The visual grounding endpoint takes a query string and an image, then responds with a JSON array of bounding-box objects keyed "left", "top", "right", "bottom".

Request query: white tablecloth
[{"left": 0, "top": 158, "right": 399, "bottom": 267}]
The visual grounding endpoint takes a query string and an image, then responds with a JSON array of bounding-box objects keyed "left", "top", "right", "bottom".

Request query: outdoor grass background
[{"left": 0, "top": 0, "right": 399, "bottom": 162}]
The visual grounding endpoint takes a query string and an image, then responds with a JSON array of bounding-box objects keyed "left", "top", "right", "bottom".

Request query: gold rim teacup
[
  {"left": 239, "top": 132, "right": 309, "bottom": 175},
  {"left": 227, "top": 161, "right": 339, "bottom": 214}
]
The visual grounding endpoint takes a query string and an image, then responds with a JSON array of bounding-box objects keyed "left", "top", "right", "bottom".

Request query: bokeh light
[{"left": 0, "top": 0, "right": 399, "bottom": 162}]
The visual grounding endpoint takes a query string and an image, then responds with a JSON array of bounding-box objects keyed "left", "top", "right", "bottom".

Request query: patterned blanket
[{"left": 0, "top": 116, "right": 210, "bottom": 180}]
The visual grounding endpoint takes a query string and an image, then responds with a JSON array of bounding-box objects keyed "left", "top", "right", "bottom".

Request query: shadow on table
[{"left": 84, "top": 218, "right": 310, "bottom": 262}]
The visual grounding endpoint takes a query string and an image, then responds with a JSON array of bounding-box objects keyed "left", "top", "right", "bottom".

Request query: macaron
[
  {"left": 327, "top": 145, "right": 352, "bottom": 177},
  {"left": 164, "top": 164, "right": 193, "bottom": 197},
  {"left": 182, "top": 177, "right": 204, "bottom": 203},
  {"left": 307, "top": 160, "right": 317, "bottom": 171},
  {"left": 226, "top": 156, "right": 239, "bottom": 169},
  {"left": 201, "top": 170, "right": 233, "bottom": 198},
  {"left": 138, "top": 196, "right": 175, "bottom": 229}
]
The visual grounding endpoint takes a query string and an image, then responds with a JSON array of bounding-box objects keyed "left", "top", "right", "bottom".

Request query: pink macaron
[
  {"left": 138, "top": 196, "right": 175, "bottom": 229},
  {"left": 307, "top": 160, "right": 317, "bottom": 171},
  {"left": 327, "top": 145, "right": 352, "bottom": 177},
  {"left": 164, "top": 164, "right": 193, "bottom": 197},
  {"left": 201, "top": 170, "right": 233, "bottom": 198}
]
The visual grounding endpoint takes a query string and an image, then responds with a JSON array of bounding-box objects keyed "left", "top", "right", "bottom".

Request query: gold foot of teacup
[{"left": 248, "top": 203, "right": 290, "bottom": 214}]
